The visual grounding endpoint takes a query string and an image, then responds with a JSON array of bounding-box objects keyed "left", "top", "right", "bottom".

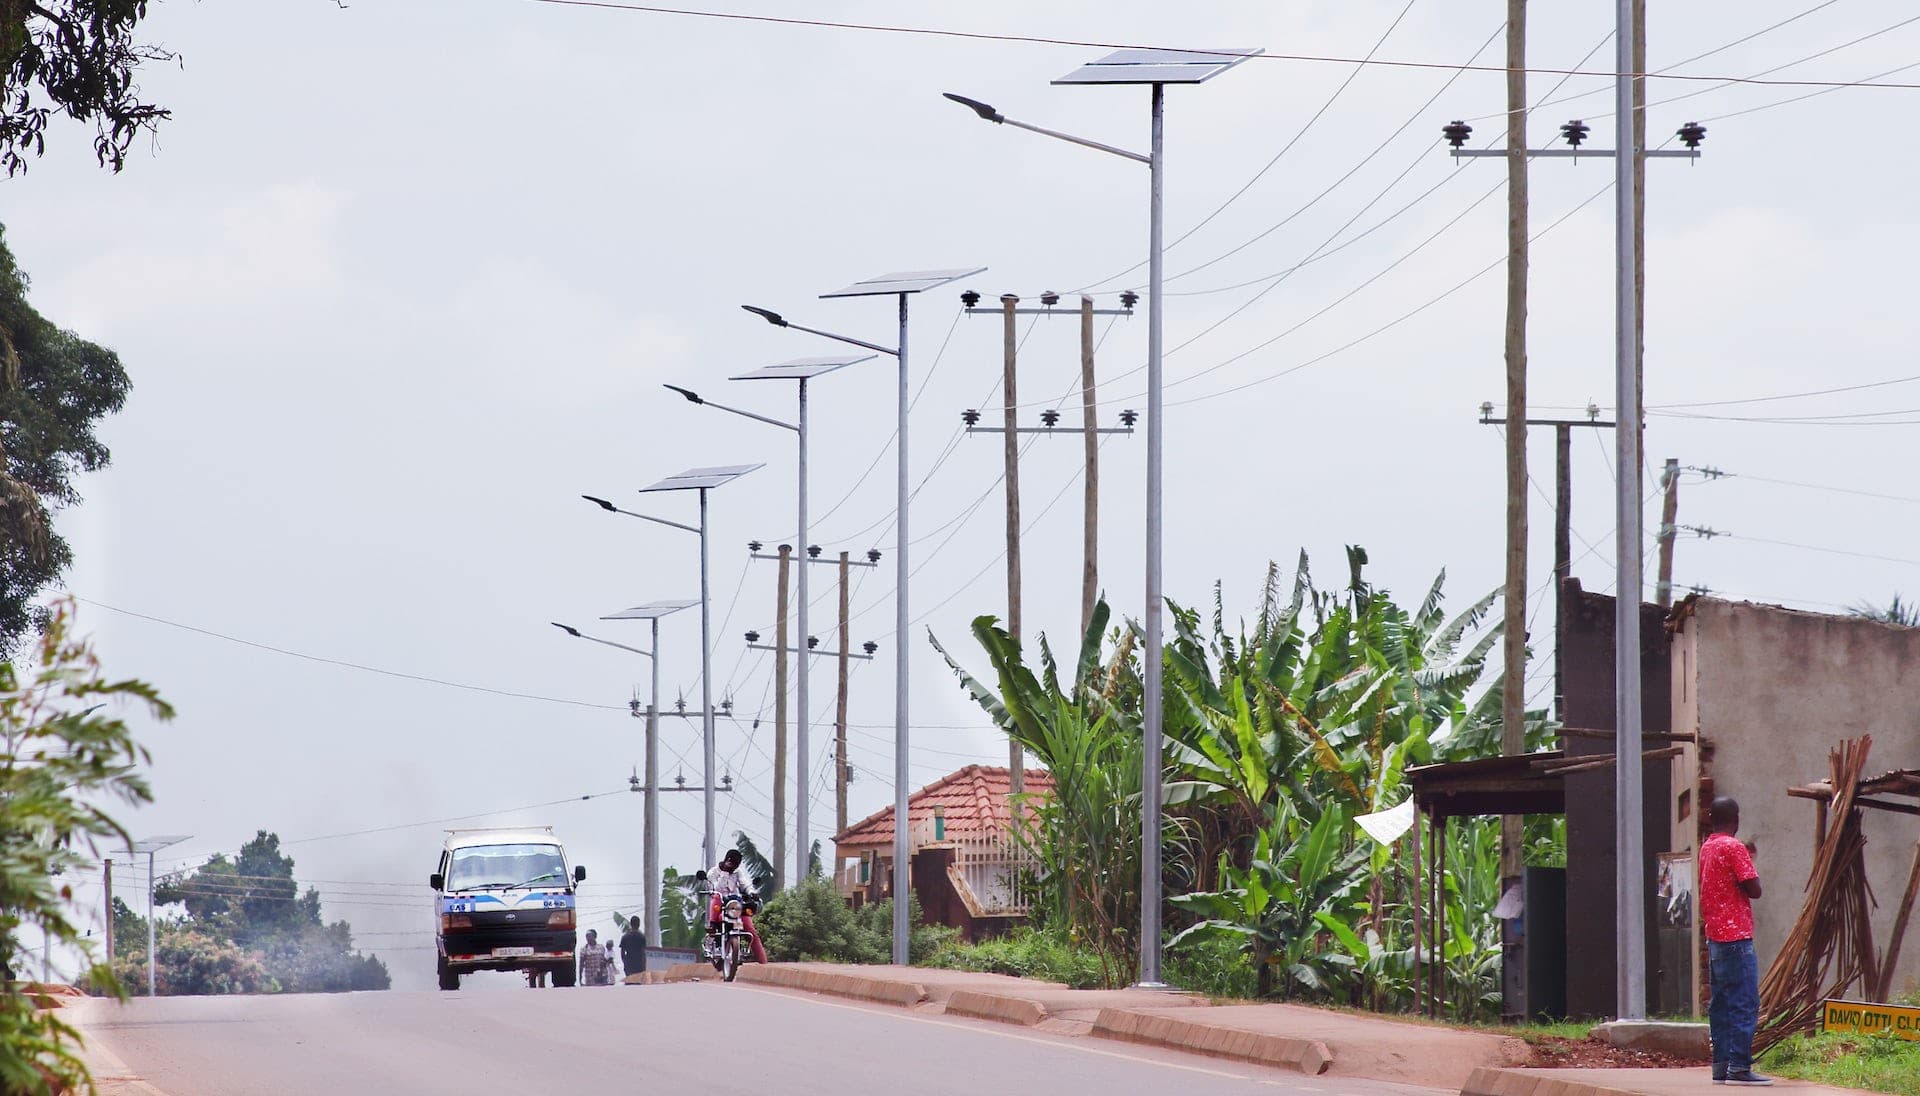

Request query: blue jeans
[{"left": 1708, "top": 937, "right": 1759, "bottom": 1073}]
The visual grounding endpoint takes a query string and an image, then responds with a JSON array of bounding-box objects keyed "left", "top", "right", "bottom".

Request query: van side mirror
[
  {"left": 429, "top": 873, "right": 444, "bottom": 891},
  {"left": 574, "top": 865, "right": 587, "bottom": 883}
]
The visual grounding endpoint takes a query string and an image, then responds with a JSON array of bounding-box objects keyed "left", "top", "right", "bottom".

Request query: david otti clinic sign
[{"left": 1822, "top": 999, "right": 1920, "bottom": 1040}]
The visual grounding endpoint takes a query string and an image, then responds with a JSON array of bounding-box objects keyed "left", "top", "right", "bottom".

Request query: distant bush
[
  {"left": 756, "top": 879, "right": 951, "bottom": 964},
  {"left": 1165, "top": 933, "right": 1259, "bottom": 1000}
]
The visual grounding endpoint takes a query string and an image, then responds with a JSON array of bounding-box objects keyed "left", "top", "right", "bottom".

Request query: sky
[{"left": 6, "top": 0, "right": 1917, "bottom": 991}]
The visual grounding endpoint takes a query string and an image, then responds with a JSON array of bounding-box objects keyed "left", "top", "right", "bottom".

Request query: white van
[{"left": 429, "top": 827, "right": 585, "bottom": 990}]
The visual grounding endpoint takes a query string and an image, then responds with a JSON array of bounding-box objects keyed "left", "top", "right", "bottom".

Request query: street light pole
[
  {"left": 748, "top": 269, "right": 983, "bottom": 964},
  {"left": 946, "top": 47, "right": 1257, "bottom": 988},
  {"left": 130, "top": 835, "right": 189, "bottom": 996}
]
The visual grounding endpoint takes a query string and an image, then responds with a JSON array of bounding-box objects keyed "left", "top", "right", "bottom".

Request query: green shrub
[
  {"left": 756, "top": 879, "right": 951, "bottom": 965},
  {"left": 1165, "top": 933, "right": 1258, "bottom": 1000},
  {"left": 924, "top": 928, "right": 1108, "bottom": 989}
]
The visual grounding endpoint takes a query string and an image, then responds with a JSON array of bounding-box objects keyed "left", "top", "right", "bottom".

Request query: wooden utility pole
[
  {"left": 772, "top": 544, "right": 791, "bottom": 890},
  {"left": 1655, "top": 459, "right": 1680, "bottom": 607},
  {"left": 103, "top": 859, "right": 114, "bottom": 965},
  {"left": 1001, "top": 293, "right": 1024, "bottom": 794},
  {"left": 1079, "top": 296, "right": 1100, "bottom": 638},
  {"left": 1554, "top": 424, "right": 1573, "bottom": 719},
  {"left": 1499, "top": 0, "right": 1530, "bottom": 882},
  {"left": 835, "top": 550, "right": 852, "bottom": 842}
]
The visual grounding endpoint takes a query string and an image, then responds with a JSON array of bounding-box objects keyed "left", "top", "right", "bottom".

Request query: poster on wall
[{"left": 1657, "top": 851, "right": 1694, "bottom": 927}]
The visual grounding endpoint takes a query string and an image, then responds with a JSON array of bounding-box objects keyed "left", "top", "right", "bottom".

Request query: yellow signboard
[{"left": 1822, "top": 999, "right": 1920, "bottom": 1041}]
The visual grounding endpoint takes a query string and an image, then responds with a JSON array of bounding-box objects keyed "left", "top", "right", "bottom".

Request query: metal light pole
[
  {"left": 746, "top": 268, "right": 983, "bottom": 963},
  {"left": 667, "top": 355, "right": 870, "bottom": 885},
  {"left": 129, "top": 835, "right": 189, "bottom": 996},
  {"left": 585, "top": 463, "right": 760, "bottom": 869},
  {"left": 946, "top": 46, "right": 1259, "bottom": 988},
  {"left": 555, "top": 599, "right": 697, "bottom": 947}
]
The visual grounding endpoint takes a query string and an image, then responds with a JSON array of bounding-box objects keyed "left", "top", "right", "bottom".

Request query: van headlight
[
  {"left": 547, "top": 910, "right": 574, "bottom": 928},
  {"left": 441, "top": 914, "right": 472, "bottom": 931}
]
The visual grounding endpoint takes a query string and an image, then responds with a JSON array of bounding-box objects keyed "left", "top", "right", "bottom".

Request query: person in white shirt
[{"left": 703, "top": 849, "right": 768, "bottom": 964}]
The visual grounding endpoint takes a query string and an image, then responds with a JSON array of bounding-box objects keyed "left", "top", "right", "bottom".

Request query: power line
[{"left": 522, "top": 0, "right": 1920, "bottom": 91}]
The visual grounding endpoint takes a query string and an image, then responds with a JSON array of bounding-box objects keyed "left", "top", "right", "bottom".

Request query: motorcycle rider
[{"left": 704, "top": 849, "right": 768, "bottom": 965}]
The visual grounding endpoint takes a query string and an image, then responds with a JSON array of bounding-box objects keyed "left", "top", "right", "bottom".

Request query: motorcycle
[{"left": 694, "top": 871, "right": 768, "bottom": 983}]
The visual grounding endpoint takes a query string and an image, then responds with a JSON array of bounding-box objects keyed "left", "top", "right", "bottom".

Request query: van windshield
[{"left": 446, "top": 843, "right": 568, "bottom": 891}]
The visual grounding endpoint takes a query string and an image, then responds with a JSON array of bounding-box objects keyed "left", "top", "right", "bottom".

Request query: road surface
[{"left": 73, "top": 982, "right": 1456, "bottom": 1095}]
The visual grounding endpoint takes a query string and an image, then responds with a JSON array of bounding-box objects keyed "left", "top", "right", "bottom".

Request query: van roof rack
[{"left": 443, "top": 826, "right": 555, "bottom": 835}]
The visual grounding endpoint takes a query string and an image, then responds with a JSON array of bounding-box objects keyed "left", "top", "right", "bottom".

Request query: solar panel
[
  {"left": 600, "top": 599, "right": 699, "bottom": 621},
  {"left": 1053, "top": 47, "right": 1262, "bottom": 86},
  {"left": 638, "top": 463, "right": 764, "bottom": 492},
  {"left": 730, "top": 354, "right": 875, "bottom": 381},
  {"left": 820, "top": 267, "right": 988, "bottom": 298}
]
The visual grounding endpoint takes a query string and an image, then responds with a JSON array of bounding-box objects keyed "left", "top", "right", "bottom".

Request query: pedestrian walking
[
  {"left": 579, "top": 929, "right": 612, "bottom": 986},
  {"left": 1701, "top": 796, "right": 1772, "bottom": 1086},
  {"left": 604, "top": 939, "right": 618, "bottom": 982},
  {"left": 619, "top": 915, "right": 647, "bottom": 981}
]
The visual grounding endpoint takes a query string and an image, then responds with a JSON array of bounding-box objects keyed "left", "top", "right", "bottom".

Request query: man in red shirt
[{"left": 1700, "top": 796, "right": 1771, "bottom": 1086}]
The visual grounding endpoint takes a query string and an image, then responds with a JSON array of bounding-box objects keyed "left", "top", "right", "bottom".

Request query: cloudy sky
[{"left": 8, "top": 0, "right": 1917, "bottom": 989}]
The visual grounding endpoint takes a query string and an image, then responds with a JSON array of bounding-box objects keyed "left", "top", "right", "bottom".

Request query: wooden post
[
  {"left": 1080, "top": 295, "right": 1100, "bottom": 639},
  {"left": 1499, "top": 0, "right": 1530, "bottom": 882},
  {"left": 1656, "top": 459, "right": 1681, "bottom": 607},
  {"left": 1554, "top": 424, "right": 1572, "bottom": 719},
  {"left": 1876, "top": 838, "right": 1920, "bottom": 1001},
  {"left": 835, "top": 551, "right": 852, "bottom": 847},
  {"left": 1002, "top": 293, "right": 1025, "bottom": 795},
  {"left": 773, "top": 544, "right": 791, "bottom": 890}
]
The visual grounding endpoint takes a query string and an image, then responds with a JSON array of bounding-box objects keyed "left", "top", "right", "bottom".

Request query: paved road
[{"left": 74, "top": 983, "right": 1456, "bottom": 1096}]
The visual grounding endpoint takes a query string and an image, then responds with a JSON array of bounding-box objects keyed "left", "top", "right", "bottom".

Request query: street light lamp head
[
  {"left": 960, "top": 289, "right": 981, "bottom": 309},
  {"left": 741, "top": 304, "right": 788, "bottom": 327},
  {"left": 1677, "top": 121, "right": 1707, "bottom": 149},
  {"left": 664, "top": 384, "right": 704, "bottom": 404},
  {"left": 551, "top": 622, "right": 582, "bottom": 638},
  {"left": 1119, "top": 289, "right": 1139, "bottom": 311},
  {"left": 943, "top": 92, "right": 1003, "bottom": 124},
  {"left": 1560, "top": 119, "right": 1591, "bottom": 148},
  {"left": 582, "top": 495, "right": 617, "bottom": 512},
  {"left": 1442, "top": 120, "right": 1473, "bottom": 149}
]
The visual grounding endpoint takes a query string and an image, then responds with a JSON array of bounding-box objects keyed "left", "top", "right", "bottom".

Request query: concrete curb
[
  {"left": 1091, "top": 1008, "right": 1333, "bottom": 1075},
  {"left": 1462, "top": 1066, "right": 1649, "bottom": 1096},
  {"left": 945, "top": 990, "right": 1048, "bottom": 1027},
  {"left": 736, "top": 964, "right": 928, "bottom": 1008}
]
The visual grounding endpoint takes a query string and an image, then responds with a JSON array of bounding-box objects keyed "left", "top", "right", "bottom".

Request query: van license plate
[{"left": 492, "top": 947, "right": 535, "bottom": 957}]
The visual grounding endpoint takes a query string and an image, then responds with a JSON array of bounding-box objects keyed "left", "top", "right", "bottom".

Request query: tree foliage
[
  {"left": 936, "top": 550, "right": 1556, "bottom": 1017},
  {"left": 0, "top": 0, "right": 175, "bottom": 173},
  {"left": 150, "top": 831, "right": 389, "bottom": 994},
  {"left": 0, "top": 598, "right": 166, "bottom": 1093},
  {"left": 0, "top": 225, "right": 130, "bottom": 653}
]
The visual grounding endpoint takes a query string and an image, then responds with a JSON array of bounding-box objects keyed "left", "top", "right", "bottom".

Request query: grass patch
[
  {"left": 1759, "top": 1030, "right": 1920, "bottom": 1096},
  {"left": 921, "top": 928, "right": 1112, "bottom": 989},
  {"left": 1499, "top": 1020, "right": 1598, "bottom": 1044}
]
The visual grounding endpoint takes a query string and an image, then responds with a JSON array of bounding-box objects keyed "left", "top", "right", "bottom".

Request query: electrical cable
[{"left": 522, "top": 0, "right": 1920, "bottom": 91}]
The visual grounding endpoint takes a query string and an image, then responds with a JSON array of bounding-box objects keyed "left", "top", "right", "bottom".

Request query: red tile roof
[{"left": 834, "top": 765, "right": 1053, "bottom": 849}]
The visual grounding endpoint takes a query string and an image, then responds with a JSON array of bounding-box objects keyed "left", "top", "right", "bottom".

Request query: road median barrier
[
  {"left": 944, "top": 990, "right": 1048, "bottom": 1026},
  {"left": 1092, "top": 1008, "right": 1333, "bottom": 1075},
  {"left": 737, "top": 963, "right": 928, "bottom": 1007}
]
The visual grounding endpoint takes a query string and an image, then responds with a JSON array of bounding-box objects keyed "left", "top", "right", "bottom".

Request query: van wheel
[
  {"left": 551, "top": 962, "right": 576, "bottom": 988},
  {"left": 437, "top": 958, "right": 459, "bottom": 991}
]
